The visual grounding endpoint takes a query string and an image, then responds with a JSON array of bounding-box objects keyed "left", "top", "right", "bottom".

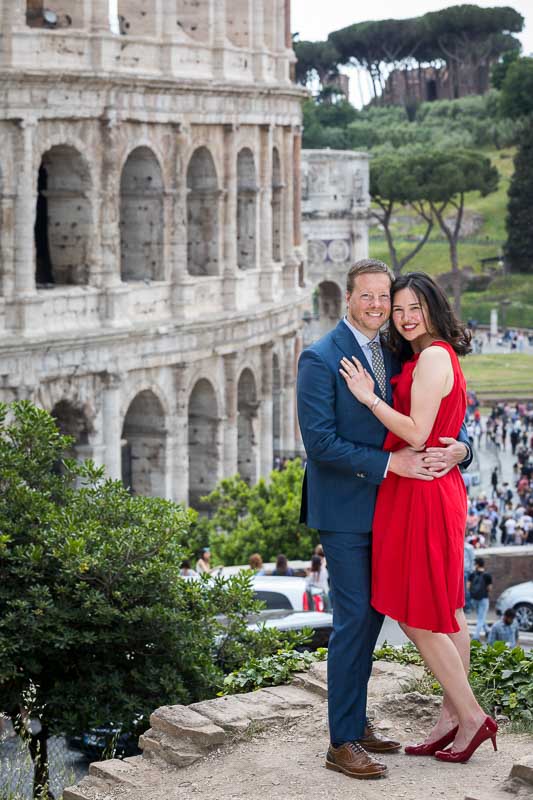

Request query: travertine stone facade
[
  {"left": 301, "top": 149, "right": 370, "bottom": 343},
  {"left": 0, "top": 0, "right": 306, "bottom": 505}
]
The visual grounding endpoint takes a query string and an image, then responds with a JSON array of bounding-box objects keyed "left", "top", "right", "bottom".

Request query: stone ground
[
  {"left": 153, "top": 713, "right": 532, "bottom": 800},
  {"left": 65, "top": 663, "right": 533, "bottom": 800}
]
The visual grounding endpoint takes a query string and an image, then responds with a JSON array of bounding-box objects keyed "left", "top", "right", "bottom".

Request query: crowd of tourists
[{"left": 464, "top": 400, "right": 533, "bottom": 548}]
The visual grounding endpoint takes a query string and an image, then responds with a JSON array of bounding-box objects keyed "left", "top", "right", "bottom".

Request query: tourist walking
[{"left": 468, "top": 557, "right": 493, "bottom": 641}]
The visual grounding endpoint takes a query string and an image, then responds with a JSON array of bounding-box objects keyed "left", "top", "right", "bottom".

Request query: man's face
[{"left": 345, "top": 272, "right": 391, "bottom": 339}]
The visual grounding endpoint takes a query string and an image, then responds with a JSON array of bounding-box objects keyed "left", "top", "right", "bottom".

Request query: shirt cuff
[
  {"left": 383, "top": 453, "right": 392, "bottom": 478},
  {"left": 461, "top": 442, "right": 472, "bottom": 465}
]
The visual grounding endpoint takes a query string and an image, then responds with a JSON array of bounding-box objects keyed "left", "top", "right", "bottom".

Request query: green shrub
[
  {"left": 220, "top": 646, "right": 327, "bottom": 695},
  {"left": 374, "top": 641, "right": 533, "bottom": 722},
  {"left": 196, "top": 459, "right": 318, "bottom": 566}
]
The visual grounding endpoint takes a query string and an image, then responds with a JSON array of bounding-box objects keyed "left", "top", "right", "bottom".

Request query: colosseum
[{"left": 0, "top": 0, "right": 307, "bottom": 506}]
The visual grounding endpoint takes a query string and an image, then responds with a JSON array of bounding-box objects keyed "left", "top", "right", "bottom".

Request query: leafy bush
[
  {"left": 195, "top": 459, "right": 318, "bottom": 566},
  {"left": 0, "top": 403, "right": 309, "bottom": 795},
  {"left": 220, "top": 646, "right": 327, "bottom": 695},
  {"left": 374, "top": 641, "right": 533, "bottom": 722}
]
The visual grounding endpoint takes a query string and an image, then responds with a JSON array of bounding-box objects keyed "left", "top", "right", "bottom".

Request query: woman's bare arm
[{"left": 340, "top": 346, "right": 453, "bottom": 449}]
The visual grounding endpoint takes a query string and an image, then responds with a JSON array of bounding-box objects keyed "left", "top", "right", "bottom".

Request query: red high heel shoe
[
  {"left": 404, "top": 726, "right": 458, "bottom": 756},
  {"left": 434, "top": 716, "right": 498, "bottom": 763}
]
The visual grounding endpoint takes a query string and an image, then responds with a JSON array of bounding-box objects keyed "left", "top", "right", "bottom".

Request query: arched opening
[
  {"left": 318, "top": 281, "right": 342, "bottom": 322},
  {"left": 121, "top": 390, "right": 166, "bottom": 497},
  {"left": 26, "top": 1, "right": 83, "bottom": 28},
  {"left": 426, "top": 78, "right": 438, "bottom": 102},
  {"left": 271, "top": 147, "right": 282, "bottom": 262},
  {"left": 225, "top": 0, "right": 250, "bottom": 48},
  {"left": 188, "top": 379, "right": 219, "bottom": 507},
  {"left": 35, "top": 145, "right": 91, "bottom": 287},
  {"left": 186, "top": 147, "right": 220, "bottom": 276},
  {"left": 51, "top": 400, "right": 90, "bottom": 468},
  {"left": 175, "top": 0, "right": 209, "bottom": 41},
  {"left": 117, "top": 0, "right": 156, "bottom": 36},
  {"left": 237, "top": 148, "right": 257, "bottom": 271},
  {"left": 237, "top": 368, "right": 258, "bottom": 486},
  {"left": 119, "top": 147, "right": 164, "bottom": 282},
  {"left": 272, "top": 354, "right": 281, "bottom": 463}
]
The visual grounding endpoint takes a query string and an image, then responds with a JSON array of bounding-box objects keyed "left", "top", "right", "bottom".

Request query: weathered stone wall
[
  {"left": 300, "top": 149, "right": 370, "bottom": 343},
  {"left": 0, "top": 0, "right": 307, "bottom": 506}
]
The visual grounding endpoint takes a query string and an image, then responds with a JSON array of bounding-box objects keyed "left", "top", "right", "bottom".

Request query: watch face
[{"left": 43, "top": 9, "right": 58, "bottom": 24}]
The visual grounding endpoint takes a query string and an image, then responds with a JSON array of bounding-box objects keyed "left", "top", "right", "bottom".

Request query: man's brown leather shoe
[
  {"left": 357, "top": 721, "right": 401, "bottom": 753},
  {"left": 326, "top": 741, "right": 387, "bottom": 779}
]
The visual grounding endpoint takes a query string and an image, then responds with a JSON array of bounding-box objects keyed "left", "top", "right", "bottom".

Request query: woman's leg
[
  {"left": 400, "top": 615, "right": 486, "bottom": 751},
  {"left": 419, "top": 609, "right": 472, "bottom": 742}
]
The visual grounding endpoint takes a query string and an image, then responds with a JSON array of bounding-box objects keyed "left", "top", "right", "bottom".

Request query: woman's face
[{"left": 391, "top": 287, "right": 432, "bottom": 344}]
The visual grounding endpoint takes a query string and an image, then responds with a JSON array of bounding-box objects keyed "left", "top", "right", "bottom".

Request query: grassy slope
[
  {"left": 369, "top": 147, "right": 533, "bottom": 327},
  {"left": 462, "top": 353, "right": 533, "bottom": 398}
]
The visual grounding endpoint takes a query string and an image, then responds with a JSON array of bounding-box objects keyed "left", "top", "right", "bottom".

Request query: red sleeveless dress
[{"left": 371, "top": 341, "right": 468, "bottom": 634}]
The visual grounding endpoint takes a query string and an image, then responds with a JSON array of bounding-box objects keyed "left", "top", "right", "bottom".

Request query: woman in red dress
[{"left": 340, "top": 272, "right": 497, "bottom": 763}]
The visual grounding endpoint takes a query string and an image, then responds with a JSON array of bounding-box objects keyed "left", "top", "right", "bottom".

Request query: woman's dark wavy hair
[{"left": 385, "top": 272, "right": 472, "bottom": 359}]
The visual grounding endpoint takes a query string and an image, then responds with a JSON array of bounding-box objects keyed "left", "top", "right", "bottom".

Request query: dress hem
[{"left": 372, "top": 602, "right": 461, "bottom": 635}]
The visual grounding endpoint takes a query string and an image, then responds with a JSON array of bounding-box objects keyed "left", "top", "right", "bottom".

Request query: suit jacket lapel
[
  {"left": 332, "top": 320, "right": 385, "bottom": 398},
  {"left": 381, "top": 343, "right": 394, "bottom": 404}
]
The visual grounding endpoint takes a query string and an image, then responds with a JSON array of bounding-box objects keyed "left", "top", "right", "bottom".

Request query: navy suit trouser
[{"left": 319, "top": 530, "right": 384, "bottom": 744}]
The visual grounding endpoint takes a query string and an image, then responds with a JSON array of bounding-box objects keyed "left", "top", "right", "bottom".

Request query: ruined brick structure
[
  {"left": 0, "top": 0, "right": 306, "bottom": 505},
  {"left": 301, "top": 149, "right": 370, "bottom": 343}
]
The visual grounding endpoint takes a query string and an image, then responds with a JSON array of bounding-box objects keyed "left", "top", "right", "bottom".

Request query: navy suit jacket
[{"left": 297, "top": 320, "right": 472, "bottom": 533}]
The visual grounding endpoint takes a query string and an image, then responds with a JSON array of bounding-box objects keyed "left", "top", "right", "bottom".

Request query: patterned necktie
[{"left": 368, "top": 340, "right": 387, "bottom": 399}]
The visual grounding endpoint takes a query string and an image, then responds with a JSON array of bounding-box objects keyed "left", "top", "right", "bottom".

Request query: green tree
[
  {"left": 491, "top": 47, "right": 520, "bottom": 90},
  {"left": 370, "top": 152, "right": 435, "bottom": 275},
  {"left": 500, "top": 56, "right": 533, "bottom": 118},
  {"left": 293, "top": 39, "right": 340, "bottom": 88},
  {"left": 504, "top": 130, "right": 533, "bottom": 275},
  {"left": 197, "top": 459, "right": 318, "bottom": 566},
  {"left": 410, "top": 149, "right": 499, "bottom": 314},
  {"left": 0, "top": 402, "right": 266, "bottom": 797}
]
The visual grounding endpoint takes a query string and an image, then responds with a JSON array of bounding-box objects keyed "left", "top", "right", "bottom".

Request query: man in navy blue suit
[{"left": 297, "top": 259, "right": 472, "bottom": 780}]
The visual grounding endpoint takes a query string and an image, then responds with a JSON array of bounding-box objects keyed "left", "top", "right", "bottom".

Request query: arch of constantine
[{"left": 0, "top": 0, "right": 306, "bottom": 505}]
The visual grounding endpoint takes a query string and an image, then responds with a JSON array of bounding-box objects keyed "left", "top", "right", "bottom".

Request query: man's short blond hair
[{"left": 346, "top": 259, "right": 394, "bottom": 294}]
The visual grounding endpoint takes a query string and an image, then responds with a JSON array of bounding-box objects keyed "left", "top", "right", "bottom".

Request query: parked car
[
  {"left": 494, "top": 580, "right": 533, "bottom": 631},
  {"left": 251, "top": 575, "right": 330, "bottom": 613}
]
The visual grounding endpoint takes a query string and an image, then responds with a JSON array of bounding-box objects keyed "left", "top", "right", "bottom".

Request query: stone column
[
  {"left": 223, "top": 124, "right": 238, "bottom": 310},
  {"left": 90, "top": 0, "right": 111, "bottom": 69},
  {"left": 13, "top": 119, "right": 37, "bottom": 298},
  {"left": 252, "top": 0, "right": 265, "bottom": 81},
  {"left": 173, "top": 364, "right": 190, "bottom": 504},
  {"left": 293, "top": 332, "right": 305, "bottom": 454},
  {"left": 222, "top": 352, "right": 238, "bottom": 477},
  {"left": 260, "top": 342, "right": 274, "bottom": 477},
  {"left": 282, "top": 333, "right": 296, "bottom": 457},
  {"left": 212, "top": 0, "right": 227, "bottom": 76},
  {"left": 259, "top": 125, "right": 274, "bottom": 302},
  {"left": 293, "top": 129, "right": 303, "bottom": 248},
  {"left": 0, "top": 0, "right": 25, "bottom": 65},
  {"left": 102, "top": 372, "right": 122, "bottom": 480},
  {"left": 282, "top": 126, "right": 298, "bottom": 291},
  {"left": 99, "top": 115, "right": 128, "bottom": 321}
]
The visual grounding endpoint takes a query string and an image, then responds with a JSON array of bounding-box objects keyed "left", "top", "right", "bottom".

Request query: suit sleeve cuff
[{"left": 461, "top": 442, "right": 472, "bottom": 465}]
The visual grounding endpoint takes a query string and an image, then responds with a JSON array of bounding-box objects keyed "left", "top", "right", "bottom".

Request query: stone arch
[
  {"left": 35, "top": 145, "right": 92, "bottom": 287},
  {"left": 272, "top": 352, "right": 281, "bottom": 461},
  {"left": 51, "top": 400, "right": 90, "bottom": 463},
  {"left": 226, "top": 0, "right": 250, "bottom": 48},
  {"left": 271, "top": 146, "right": 282, "bottom": 262},
  {"left": 117, "top": 0, "right": 156, "bottom": 36},
  {"left": 186, "top": 147, "right": 220, "bottom": 276},
  {"left": 237, "top": 148, "right": 257, "bottom": 271},
  {"left": 121, "top": 390, "right": 166, "bottom": 497},
  {"left": 188, "top": 378, "right": 220, "bottom": 507},
  {"left": 120, "top": 146, "right": 164, "bottom": 282},
  {"left": 237, "top": 367, "right": 259, "bottom": 485},
  {"left": 175, "top": 0, "right": 210, "bottom": 41},
  {"left": 317, "top": 280, "right": 343, "bottom": 325}
]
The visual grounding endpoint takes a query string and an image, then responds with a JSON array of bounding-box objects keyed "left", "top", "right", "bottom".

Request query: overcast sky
[{"left": 292, "top": 0, "right": 532, "bottom": 105}]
